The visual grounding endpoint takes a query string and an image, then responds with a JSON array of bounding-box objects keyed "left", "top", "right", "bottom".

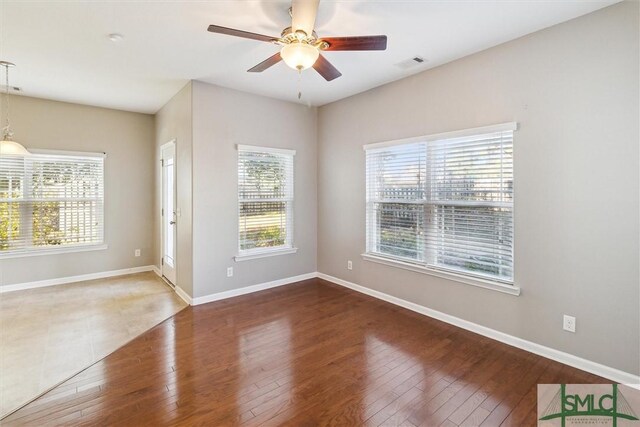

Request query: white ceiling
[{"left": 0, "top": 0, "right": 620, "bottom": 114}]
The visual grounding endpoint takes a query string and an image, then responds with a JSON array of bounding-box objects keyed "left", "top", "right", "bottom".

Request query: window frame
[
  {"left": 362, "top": 123, "right": 519, "bottom": 296},
  {"left": 235, "top": 144, "right": 297, "bottom": 262},
  {"left": 0, "top": 149, "right": 107, "bottom": 259}
]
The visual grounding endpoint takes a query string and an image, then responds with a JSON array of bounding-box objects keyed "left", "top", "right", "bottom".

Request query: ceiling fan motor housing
[{"left": 278, "top": 27, "right": 327, "bottom": 49}]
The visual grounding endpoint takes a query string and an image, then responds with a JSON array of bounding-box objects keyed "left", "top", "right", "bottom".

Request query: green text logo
[{"left": 539, "top": 384, "right": 638, "bottom": 426}]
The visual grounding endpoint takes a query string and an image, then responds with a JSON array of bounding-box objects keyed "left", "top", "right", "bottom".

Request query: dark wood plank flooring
[{"left": 3, "top": 278, "right": 608, "bottom": 426}]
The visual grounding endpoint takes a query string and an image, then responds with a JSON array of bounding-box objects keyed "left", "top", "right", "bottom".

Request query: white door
[{"left": 161, "top": 141, "right": 177, "bottom": 285}]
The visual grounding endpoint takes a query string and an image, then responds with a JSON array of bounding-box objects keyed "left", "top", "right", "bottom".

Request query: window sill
[
  {"left": 361, "top": 253, "right": 520, "bottom": 296},
  {"left": 0, "top": 243, "right": 108, "bottom": 260},
  {"left": 235, "top": 247, "right": 298, "bottom": 262}
]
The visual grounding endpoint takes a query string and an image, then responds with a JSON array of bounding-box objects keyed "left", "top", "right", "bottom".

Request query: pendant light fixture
[{"left": 0, "top": 61, "right": 29, "bottom": 156}]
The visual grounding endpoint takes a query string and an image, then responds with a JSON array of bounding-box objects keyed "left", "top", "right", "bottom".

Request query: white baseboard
[
  {"left": 191, "top": 272, "right": 317, "bottom": 306},
  {"left": 150, "top": 265, "right": 193, "bottom": 306},
  {"left": 155, "top": 270, "right": 315, "bottom": 308},
  {"left": 317, "top": 272, "right": 640, "bottom": 388},
  {"left": 0, "top": 265, "right": 156, "bottom": 293},
  {"left": 174, "top": 285, "right": 193, "bottom": 305}
]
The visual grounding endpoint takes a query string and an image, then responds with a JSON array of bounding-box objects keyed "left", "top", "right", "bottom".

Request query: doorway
[{"left": 161, "top": 140, "right": 177, "bottom": 286}]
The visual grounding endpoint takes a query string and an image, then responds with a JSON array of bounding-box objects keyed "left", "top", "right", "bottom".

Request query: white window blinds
[
  {"left": 365, "top": 125, "right": 514, "bottom": 283},
  {"left": 238, "top": 145, "right": 294, "bottom": 255},
  {"left": 0, "top": 151, "right": 105, "bottom": 256}
]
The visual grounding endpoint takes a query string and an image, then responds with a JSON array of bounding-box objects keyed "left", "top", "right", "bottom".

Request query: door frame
[{"left": 160, "top": 139, "right": 177, "bottom": 287}]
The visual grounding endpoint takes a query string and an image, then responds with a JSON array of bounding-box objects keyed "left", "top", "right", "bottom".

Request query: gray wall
[
  {"left": 0, "top": 95, "right": 155, "bottom": 286},
  {"left": 154, "top": 82, "right": 194, "bottom": 297},
  {"left": 191, "top": 81, "right": 317, "bottom": 298},
  {"left": 317, "top": 1, "right": 639, "bottom": 375}
]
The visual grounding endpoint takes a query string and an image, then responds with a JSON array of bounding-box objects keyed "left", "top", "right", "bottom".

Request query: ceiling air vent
[
  {"left": 395, "top": 56, "right": 427, "bottom": 70},
  {"left": 2, "top": 85, "right": 21, "bottom": 92}
]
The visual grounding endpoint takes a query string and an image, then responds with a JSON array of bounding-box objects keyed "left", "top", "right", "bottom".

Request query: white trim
[
  {"left": 361, "top": 253, "right": 520, "bottom": 296},
  {"left": 159, "top": 139, "right": 176, "bottom": 149},
  {"left": 174, "top": 285, "right": 193, "bottom": 305},
  {"left": 236, "top": 144, "right": 297, "bottom": 156},
  {"left": 151, "top": 264, "right": 192, "bottom": 305},
  {"left": 235, "top": 247, "right": 298, "bottom": 262},
  {"left": 28, "top": 148, "right": 107, "bottom": 158},
  {"left": 0, "top": 243, "right": 108, "bottom": 260},
  {"left": 191, "top": 272, "right": 316, "bottom": 306},
  {"left": 0, "top": 265, "right": 155, "bottom": 293},
  {"left": 363, "top": 122, "right": 518, "bottom": 151},
  {"left": 317, "top": 272, "right": 640, "bottom": 388}
]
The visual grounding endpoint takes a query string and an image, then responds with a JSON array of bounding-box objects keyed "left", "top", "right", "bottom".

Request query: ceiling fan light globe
[{"left": 280, "top": 43, "right": 319, "bottom": 71}]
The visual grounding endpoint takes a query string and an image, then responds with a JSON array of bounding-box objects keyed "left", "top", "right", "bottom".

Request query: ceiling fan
[{"left": 207, "top": 0, "right": 387, "bottom": 81}]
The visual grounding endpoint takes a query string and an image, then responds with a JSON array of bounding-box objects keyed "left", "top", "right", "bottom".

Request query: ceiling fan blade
[
  {"left": 247, "top": 53, "right": 282, "bottom": 72},
  {"left": 313, "top": 54, "right": 341, "bottom": 81},
  {"left": 291, "top": 0, "right": 320, "bottom": 36},
  {"left": 207, "top": 25, "right": 277, "bottom": 43},
  {"left": 320, "top": 35, "right": 387, "bottom": 51}
]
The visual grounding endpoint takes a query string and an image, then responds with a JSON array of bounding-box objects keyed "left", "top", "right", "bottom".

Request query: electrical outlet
[
  {"left": 563, "top": 315, "right": 576, "bottom": 333},
  {"left": 134, "top": 249, "right": 141, "bottom": 257},
  {"left": 227, "top": 267, "right": 233, "bottom": 277},
  {"left": 347, "top": 260, "right": 353, "bottom": 270}
]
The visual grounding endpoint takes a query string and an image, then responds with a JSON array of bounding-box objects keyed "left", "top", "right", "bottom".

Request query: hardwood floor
[{"left": 3, "top": 278, "right": 608, "bottom": 426}]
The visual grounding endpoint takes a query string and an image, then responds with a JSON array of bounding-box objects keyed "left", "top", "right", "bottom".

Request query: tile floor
[{"left": 0, "top": 271, "right": 187, "bottom": 418}]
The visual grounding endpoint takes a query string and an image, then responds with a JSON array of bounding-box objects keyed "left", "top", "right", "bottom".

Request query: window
[
  {"left": 365, "top": 123, "right": 514, "bottom": 285},
  {"left": 237, "top": 145, "right": 295, "bottom": 259},
  {"left": 0, "top": 150, "right": 105, "bottom": 257}
]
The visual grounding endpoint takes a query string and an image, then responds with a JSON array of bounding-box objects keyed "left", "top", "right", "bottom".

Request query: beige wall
[
  {"left": 154, "top": 82, "right": 194, "bottom": 297},
  {"left": 317, "top": 1, "right": 639, "bottom": 374},
  {"left": 0, "top": 95, "right": 155, "bottom": 286},
  {"left": 191, "top": 81, "right": 317, "bottom": 298}
]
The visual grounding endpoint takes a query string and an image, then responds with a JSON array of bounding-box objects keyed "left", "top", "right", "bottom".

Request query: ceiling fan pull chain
[{"left": 297, "top": 69, "right": 302, "bottom": 100}]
